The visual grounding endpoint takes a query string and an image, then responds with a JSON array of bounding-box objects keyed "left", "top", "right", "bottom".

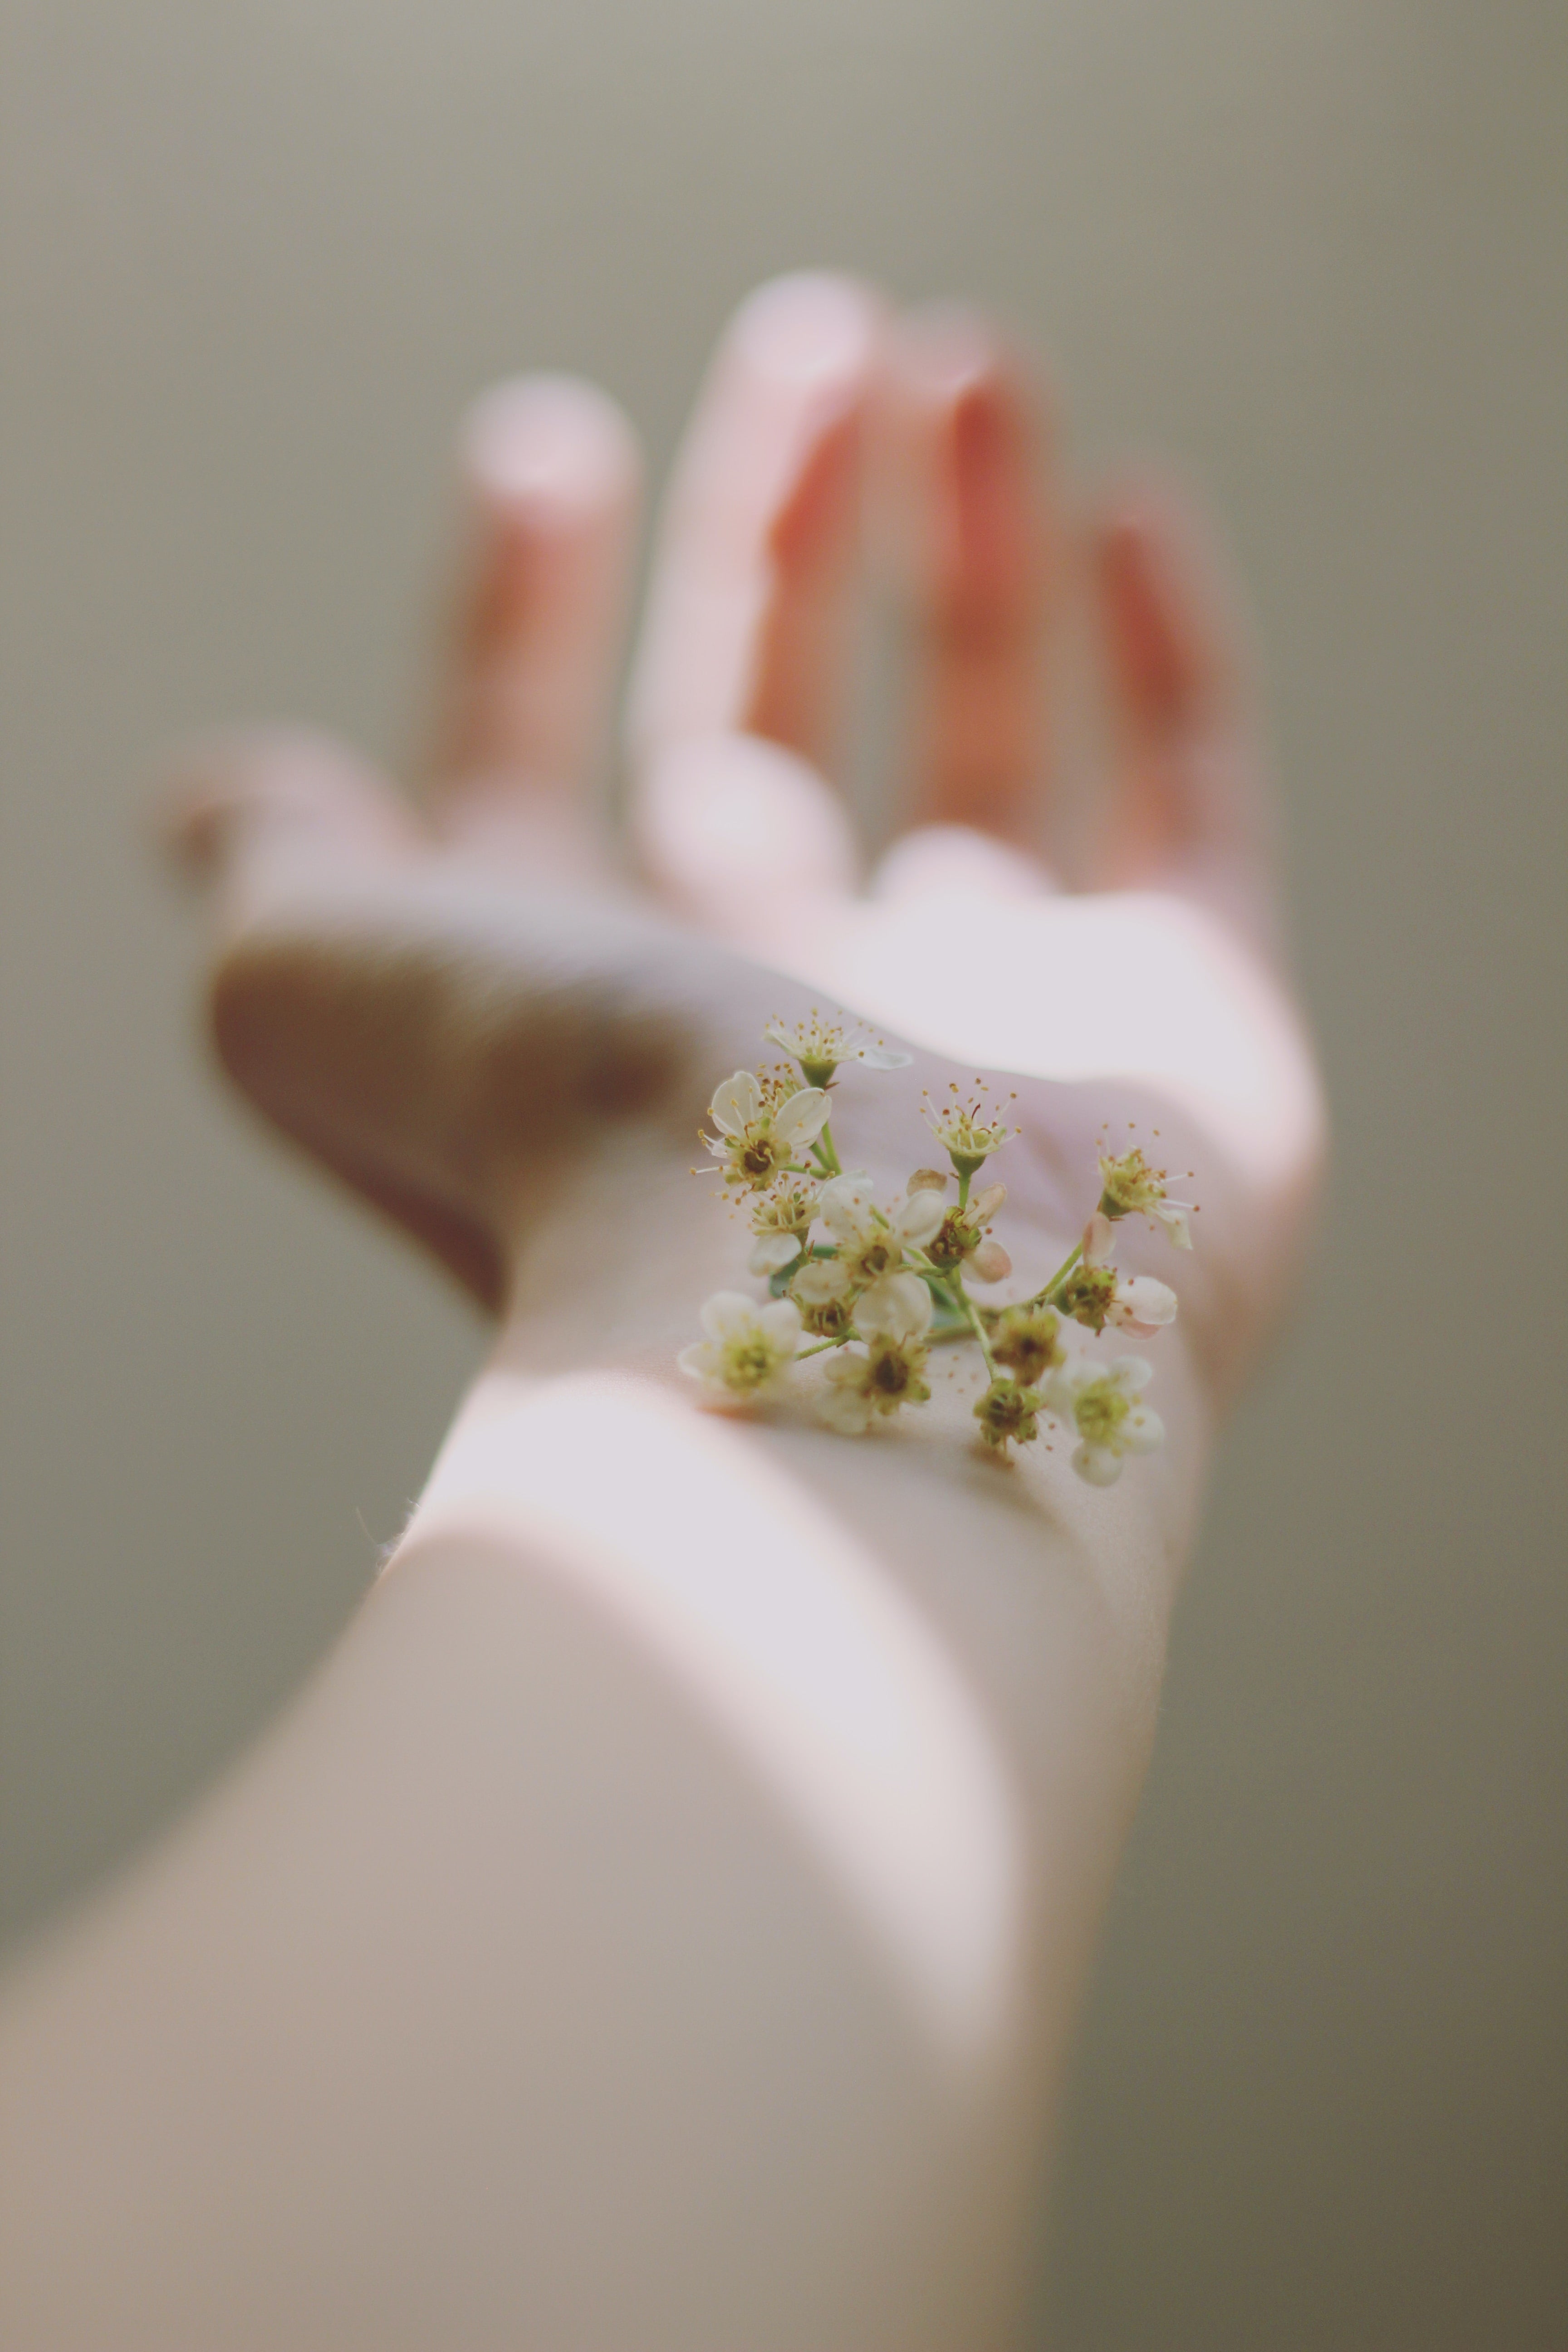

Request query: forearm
[{"left": 0, "top": 1165, "right": 1210, "bottom": 2350}]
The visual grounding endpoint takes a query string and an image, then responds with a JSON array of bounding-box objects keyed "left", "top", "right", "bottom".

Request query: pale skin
[{"left": 0, "top": 274, "right": 1323, "bottom": 2349}]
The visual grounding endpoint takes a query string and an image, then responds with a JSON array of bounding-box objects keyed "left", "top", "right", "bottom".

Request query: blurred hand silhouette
[{"left": 170, "top": 274, "right": 1323, "bottom": 1400}]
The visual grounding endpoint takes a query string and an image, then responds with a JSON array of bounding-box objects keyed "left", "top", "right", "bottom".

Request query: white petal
[
  {"left": 1082, "top": 1212, "right": 1115, "bottom": 1267},
  {"left": 906, "top": 1166, "right": 949, "bottom": 1195},
  {"left": 1117, "top": 1276, "right": 1177, "bottom": 1328},
  {"left": 969, "top": 1240, "right": 1011, "bottom": 1284},
  {"left": 895, "top": 1189, "right": 946, "bottom": 1247},
  {"left": 1072, "top": 1442, "right": 1124, "bottom": 1487},
  {"left": 709, "top": 1071, "right": 760, "bottom": 1137},
  {"left": 792, "top": 1258, "right": 851, "bottom": 1306},
  {"left": 750, "top": 1231, "right": 804, "bottom": 1275},
  {"left": 1123, "top": 1405, "right": 1165, "bottom": 1455},
  {"left": 818, "top": 1173, "right": 876, "bottom": 1246},
  {"left": 972, "top": 1183, "right": 1007, "bottom": 1220},
  {"left": 1154, "top": 1200, "right": 1194, "bottom": 1250},
  {"left": 816, "top": 1379, "right": 874, "bottom": 1435},
  {"left": 774, "top": 1086, "right": 831, "bottom": 1147},
  {"left": 1110, "top": 1354, "right": 1154, "bottom": 1394},
  {"left": 857, "top": 1271, "right": 933, "bottom": 1341},
  {"left": 758, "top": 1297, "right": 804, "bottom": 1346},
  {"left": 676, "top": 1341, "right": 718, "bottom": 1381},
  {"left": 1044, "top": 1359, "right": 1093, "bottom": 1412},
  {"left": 700, "top": 1289, "right": 758, "bottom": 1340}
]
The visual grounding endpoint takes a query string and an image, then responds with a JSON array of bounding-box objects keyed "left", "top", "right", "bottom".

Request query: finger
[
  {"left": 1089, "top": 484, "right": 1279, "bottom": 941},
  {"left": 881, "top": 306, "right": 1054, "bottom": 852},
  {"left": 432, "top": 374, "right": 641, "bottom": 828},
  {"left": 627, "top": 270, "right": 881, "bottom": 785},
  {"left": 162, "top": 727, "right": 419, "bottom": 927},
  {"left": 167, "top": 732, "right": 540, "bottom": 1309},
  {"left": 634, "top": 731, "right": 858, "bottom": 941}
]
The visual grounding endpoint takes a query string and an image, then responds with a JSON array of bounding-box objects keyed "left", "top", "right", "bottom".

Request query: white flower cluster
[{"left": 679, "top": 1016, "right": 1194, "bottom": 1486}]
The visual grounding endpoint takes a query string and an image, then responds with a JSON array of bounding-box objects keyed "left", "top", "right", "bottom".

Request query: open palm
[{"left": 172, "top": 274, "right": 1323, "bottom": 1400}]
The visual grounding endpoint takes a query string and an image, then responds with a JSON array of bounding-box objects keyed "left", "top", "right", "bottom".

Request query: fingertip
[
  {"left": 156, "top": 729, "right": 413, "bottom": 893},
  {"left": 723, "top": 270, "right": 884, "bottom": 395},
  {"left": 459, "top": 373, "right": 642, "bottom": 529}
]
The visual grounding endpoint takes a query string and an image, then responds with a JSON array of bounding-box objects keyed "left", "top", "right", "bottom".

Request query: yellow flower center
[
  {"left": 722, "top": 1333, "right": 781, "bottom": 1393},
  {"left": 1075, "top": 1382, "right": 1132, "bottom": 1447}
]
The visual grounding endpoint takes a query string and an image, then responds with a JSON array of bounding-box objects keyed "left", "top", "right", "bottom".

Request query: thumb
[
  {"left": 159, "top": 730, "right": 510, "bottom": 1307},
  {"left": 161, "top": 727, "right": 420, "bottom": 927}
]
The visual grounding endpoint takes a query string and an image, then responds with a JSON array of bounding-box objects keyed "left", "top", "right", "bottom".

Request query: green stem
[
  {"left": 795, "top": 1334, "right": 852, "bottom": 1361},
  {"left": 956, "top": 1167, "right": 972, "bottom": 1210},
  {"left": 1026, "top": 1240, "right": 1084, "bottom": 1310},
  {"left": 946, "top": 1270, "right": 997, "bottom": 1379},
  {"left": 812, "top": 1122, "right": 843, "bottom": 1177}
]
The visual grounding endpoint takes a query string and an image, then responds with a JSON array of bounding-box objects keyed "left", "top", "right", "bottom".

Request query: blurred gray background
[{"left": 3, "top": 0, "right": 1564, "bottom": 2342}]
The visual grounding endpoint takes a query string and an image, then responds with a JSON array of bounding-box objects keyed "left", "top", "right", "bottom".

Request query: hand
[{"left": 169, "top": 273, "right": 1323, "bottom": 1406}]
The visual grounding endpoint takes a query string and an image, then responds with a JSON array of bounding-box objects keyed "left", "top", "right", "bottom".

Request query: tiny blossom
[
  {"left": 702, "top": 1069, "right": 830, "bottom": 1192},
  {"left": 990, "top": 1302, "right": 1065, "bottom": 1385},
  {"left": 816, "top": 1274, "right": 933, "bottom": 1434},
  {"left": 816, "top": 1171, "right": 945, "bottom": 1289},
  {"left": 1097, "top": 1144, "right": 1195, "bottom": 1250},
  {"left": 764, "top": 1011, "right": 912, "bottom": 1087},
  {"left": 793, "top": 1288, "right": 856, "bottom": 1341},
  {"left": 1046, "top": 1354, "right": 1164, "bottom": 1486},
  {"left": 973, "top": 1376, "right": 1044, "bottom": 1455},
  {"left": 925, "top": 1180, "right": 1011, "bottom": 1282},
  {"left": 1061, "top": 1213, "right": 1179, "bottom": 1337},
  {"left": 922, "top": 1084, "right": 1019, "bottom": 1178},
  {"left": 678, "top": 1291, "right": 802, "bottom": 1405},
  {"left": 789, "top": 1254, "right": 861, "bottom": 1337},
  {"left": 747, "top": 1180, "right": 820, "bottom": 1276}
]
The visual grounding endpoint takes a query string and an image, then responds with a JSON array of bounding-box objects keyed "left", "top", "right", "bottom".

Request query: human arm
[{"left": 0, "top": 275, "right": 1323, "bottom": 2350}]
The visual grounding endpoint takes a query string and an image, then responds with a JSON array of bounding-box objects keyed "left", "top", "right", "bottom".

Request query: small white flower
[
  {"left": 922, "top": 1085, "right": 1019, "bottom": 1176},
  {"left": 816, "top": 1273, "right": 933, "bottom": 1433},
  {"left": 855, "top": 1271, "right": 933, "bottom": 1343},
  {"left": 1045, "top": 1354, "right": 1165, "bottom": 1486},
  {"left": 678, "top": 1291, "right": 802, "bottom": 1404},
  {"left": 747, "top": 1179, "right": 819, "bottom": 1275},
  {"left": 817, "top": 1171, "right": 945, "bottom": 1287},
  {"left": 924, "top": 1178, "right": 1010, "bottom": 1281},
  {"left": 1096, "top": 1147, "right": 1195, "bottom": 1251},
  {"left": 702, "top": 1069, "right": 830, "bottom": 1191},
  {"left": 763, "top": 1012, "right": 912, "bottom": 1083},
  {"left": 1074, "top": 1213, "right": 1179, "bottom": 1337},
  {"left": 791, "top": 1256, "right": 852, "bottom": 1308}
]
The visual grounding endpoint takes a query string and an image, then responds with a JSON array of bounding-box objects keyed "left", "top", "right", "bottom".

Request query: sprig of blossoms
[{"left": 678, "top": 1015, "right": 1197, "bottom": 1487}]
